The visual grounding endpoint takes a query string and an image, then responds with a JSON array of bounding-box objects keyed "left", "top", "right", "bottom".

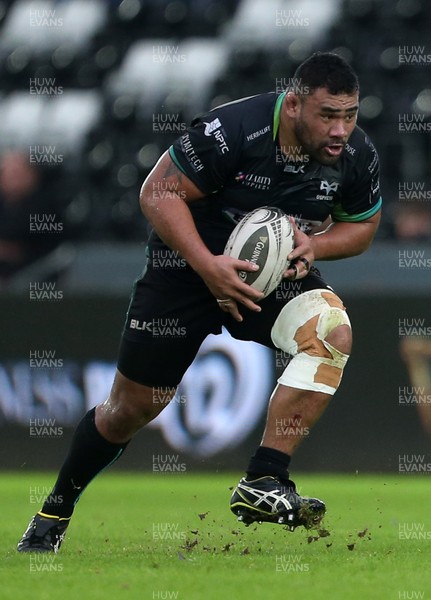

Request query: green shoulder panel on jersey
[
  {"left": 272, "top": 92, "right": 287, "bottom": 141},
  {"left": 332, "top": 196, "right": 382, "bottom": 222},
  {"left": 168, "top": 146, "right": 187, "bottom": 174}
]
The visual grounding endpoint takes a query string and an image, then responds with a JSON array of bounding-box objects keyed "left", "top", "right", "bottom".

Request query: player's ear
[{"left": 284, "top": 92, "right": 300, "bottom": 117}]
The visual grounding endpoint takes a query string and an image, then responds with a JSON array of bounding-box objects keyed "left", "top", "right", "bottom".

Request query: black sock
[
  {"left": 41, "top": 408, "right": 129, "bottom": 518},
  {"left": 246, "top": 446, "right": 291, "bottom": 483}
]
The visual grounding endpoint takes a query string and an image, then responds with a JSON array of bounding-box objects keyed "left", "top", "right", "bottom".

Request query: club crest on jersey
[
  {"left": 315, "top": 180, "right": 341, "bottom": 202},
  {"left": 320, "top": 180, "right": 340, "bottom": 194},
  {"left": 204, "top": 118, "right": 222, "bottom": 136}
]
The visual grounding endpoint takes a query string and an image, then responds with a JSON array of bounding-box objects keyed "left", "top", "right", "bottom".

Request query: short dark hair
[{"left": 292, "top": 52, "right": 359, "bottom": 96}]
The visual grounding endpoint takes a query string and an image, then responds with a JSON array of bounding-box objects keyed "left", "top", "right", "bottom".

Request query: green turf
[{"left": 2, "top": 472, "right": 431, "bottom": 600}]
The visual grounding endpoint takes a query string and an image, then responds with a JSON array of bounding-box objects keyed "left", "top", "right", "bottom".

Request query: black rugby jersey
[{"left": 164, "top": 92, "right": 381, "bottom": 255}]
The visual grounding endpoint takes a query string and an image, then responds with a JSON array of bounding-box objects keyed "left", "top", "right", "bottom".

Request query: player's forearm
[{"left": 310, "top": 215, "right": 380, "bottom": 260}]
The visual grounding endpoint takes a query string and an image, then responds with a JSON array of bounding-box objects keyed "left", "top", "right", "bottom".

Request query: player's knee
[
  {"left": 325, "top": 323, "right": 352, "bottom": 356},
  {"left": 103, "top": 371, "right": 175, "bottom": 429},
  {"left": 271, "top": 289, "right": 351, "bottom": 395},
  {"left": 114, "top": 396, "right": 154, "bottom": 425},
  {"left": 109, "top": 389, "right": 165, "bottom": 426},
  {"left": 98, "top": 393, "right": 160, "bottom": 442}
]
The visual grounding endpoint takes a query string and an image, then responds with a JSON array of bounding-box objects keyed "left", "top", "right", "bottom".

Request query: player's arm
[
  {"left": 140, "top": 151, "right": 264, "bottom": 319},
  {"left": 284, "top": 210, "right": 380, "bottom": 279},
  {"left": 140, "top": 151, "right": 210, "bottom": 269},
  {"left": 310, "top": 209, "right": 381, "bottom": 260}
]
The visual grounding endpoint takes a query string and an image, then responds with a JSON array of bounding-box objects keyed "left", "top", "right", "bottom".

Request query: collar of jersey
[{"left": 273, "top": 91, "right": 287, "bottom": 142}]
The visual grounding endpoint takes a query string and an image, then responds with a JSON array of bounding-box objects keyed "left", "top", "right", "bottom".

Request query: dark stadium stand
[{"left": 0, "top": 0, "right": 429, "bottom": 249}]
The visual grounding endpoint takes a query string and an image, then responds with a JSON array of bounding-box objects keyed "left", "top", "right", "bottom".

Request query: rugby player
[{"left": 18, "top": 52, "right": 381, "bottom": 552}]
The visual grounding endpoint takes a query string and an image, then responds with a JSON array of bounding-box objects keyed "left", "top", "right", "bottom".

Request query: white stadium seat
[
  {"left": 41, "top": 91, "right": 102, "bottom": 153},
  {"left": 0, "top": 92, "right": 45, "bottom": 148},
  {"left": 168, "top": 38, "right": 228, "bottom": 91},
  {"left": 0, "top": 0, "right": 107, "bottom": 53},
  {"left": 223, "top": 0, "right": 341, "bottom": 46},
  {"left": 0, "top": 90, "right": 102, "bottom": 154},
  {"left": 107, "top": 39, "right": 172, "bottom": 101},
  {"left": 107, "top": 37, "right": 228, "bottom": 115}
]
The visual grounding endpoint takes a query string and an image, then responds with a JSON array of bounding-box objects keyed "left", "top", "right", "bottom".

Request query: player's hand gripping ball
[{"left": 223, "top": 206, "right": 294, "bottom": 298}]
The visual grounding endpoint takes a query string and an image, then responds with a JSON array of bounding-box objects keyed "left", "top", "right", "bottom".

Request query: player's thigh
[
  {"left": 224, "top": 268, "right": 335, "bottom": 348},
  {"left": 117, "top": 269, "right": 223, "bottom": 387}
]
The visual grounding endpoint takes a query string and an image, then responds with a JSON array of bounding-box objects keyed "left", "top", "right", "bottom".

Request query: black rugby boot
[
  {"left": 230, "top": 476, "right": 325, "bottom": 530},
  {"left": 17, "top": 513, "right": 70, "bottom": 553}
]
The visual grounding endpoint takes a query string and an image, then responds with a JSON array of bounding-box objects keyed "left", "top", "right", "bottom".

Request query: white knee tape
[{"left": 271, "top": 289, "right": 351, "bottom": 395}]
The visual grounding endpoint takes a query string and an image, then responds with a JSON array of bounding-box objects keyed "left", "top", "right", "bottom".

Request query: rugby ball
[{"left": 223, "top": 206, "right": 294, "bottom": 298}]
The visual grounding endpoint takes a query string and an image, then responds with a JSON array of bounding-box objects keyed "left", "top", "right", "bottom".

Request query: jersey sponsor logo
[
  {"left": 203, "top": 118, "right": 229, "bottom": 154},
  {"left": 369, "top": 176, "right": 380, "bottom": 203},
  {"left": 213, "top": 129, "right": 229, "bottom": 154},
  {"left": 130, "top": 319, "right": 153, "bottom": 332},
  {"left": 345, "top": 143, "right": 356, "bottom": 156},
  {"left": 204, "top": 118, "right": 222, "bottom": 136},
  {"left": 283, "top": 164, "right": 305, "bottom": 174},
  {"left": 130, "top": 318, "right": 187, "bottom": 337},
  {"left": 367, "top": 148, "right": 379, "bottom": 174},
  {"left": 246, "top": 125, "right": 270, "bottom": 142},
  {"left": 180, "top": 133, "right": 204, "bottom": 172},
  {"left": 371, "top": 178, "right": 380, "bottom": 197},
  {"left": 235, "top": 171, "right": 271, "bottom": 190}
]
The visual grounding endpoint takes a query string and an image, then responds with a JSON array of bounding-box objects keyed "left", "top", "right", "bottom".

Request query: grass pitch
[{"left": 2, "top": 472, "right": 431, "bottom": 600}]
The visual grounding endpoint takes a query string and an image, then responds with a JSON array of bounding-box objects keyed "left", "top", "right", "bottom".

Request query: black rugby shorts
[{"left": 117, "top": 263, "right": 332, "bottom": 387}]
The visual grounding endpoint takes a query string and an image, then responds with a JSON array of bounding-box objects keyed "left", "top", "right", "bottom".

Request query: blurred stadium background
[{"left": 1, "top": 0, "right": 431, "bottom": 473}]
